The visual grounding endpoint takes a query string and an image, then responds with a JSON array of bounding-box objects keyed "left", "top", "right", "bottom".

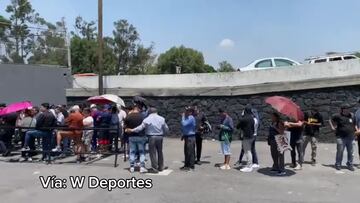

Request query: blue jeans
[
  {"left": 25, "top": 130, "right": 53, "bottom": 157},
  {"left": 129, "top": 136, "right": 147, "bottom": 167},
  {"left": 335, "top": 136, "right": 354, "bottom": 167}
]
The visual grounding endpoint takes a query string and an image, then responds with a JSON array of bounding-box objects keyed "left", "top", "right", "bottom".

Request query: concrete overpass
[
  {"left": 67, "top": 59, "right": 360, "bottom": 97},
  {"left": 66, "top": 59, "right": 360, "bottom": 140}
]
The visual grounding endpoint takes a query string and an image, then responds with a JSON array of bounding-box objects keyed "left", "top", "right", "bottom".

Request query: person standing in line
[
  {"left": 180, "top": 107, "right": 197, "bottom": 172},
  {"left": 330, "top": 104, "right": 356, "bottom": 171},
  {"left": 303, "top": 108, "right": 324, "bottom": 166},
  {"left": 97, "top": 105, "right": 112, "bottom": 154},
  {"left": 285, "top": 118, "right": 304, "bottom": 171},
  {"left": 236, "top": 106, "right": 260, "bottom": 168},
  {"left": 82, "top": 108, "right": 94, "bottom": 160},
  {"left": 90, "top": 104, "right": 100, "bottom": 152},
  {"left": 218, "top": 108, "right": 234, "bottom": 170},
  {"left": 124, "top": 105, "right": 147, "bottom": 173},
  {"left": 118, "top": 105, "right": 127, "bottom": 150},
  {"left": 354, "top": 99, "right": 360, "bottom": 167},
  {"left": 268, "top": 112, "right": 287, "bottom": 176},
  {"left": 22, "top": 103, "right": 57, "bottom": 161},
  {"left": 126, "top": 107, "right": 169, "bottom": 173},
  {"left": 237, "top": 106, "right": 255, "bottom": 172},
  {"left": 193, "top": 105, "right": 210, "bottom": 165},
  {"left": 109, "top": 106, "right": 120, "bottom": 152}
]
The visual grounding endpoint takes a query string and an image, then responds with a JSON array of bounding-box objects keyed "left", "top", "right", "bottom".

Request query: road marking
[
  {"left": 335, "top": 171, "right": 345, "bottom": 174},
  {"left": 146, "top": 169, "right": 173, "bottom": 176},
  {"left": 33, "top": 171, "right": 40, "bottom": 175}
]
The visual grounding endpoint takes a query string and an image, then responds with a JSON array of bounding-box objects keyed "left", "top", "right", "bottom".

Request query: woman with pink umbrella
[{"left": 266, "top": 96, "right": 305, "bottom": 171}]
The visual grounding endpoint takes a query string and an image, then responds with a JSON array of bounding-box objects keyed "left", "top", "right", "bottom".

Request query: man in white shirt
[{"left": 82, "top": 108, "right": 94, "bottom": 154}]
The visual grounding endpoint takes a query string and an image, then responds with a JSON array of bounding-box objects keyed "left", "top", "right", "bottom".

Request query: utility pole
[
  {"left": 98, "top": 0, "right": 104, "bottom": 95},
  {"left": 62, "top": 17, "right": 72, "bottom": 72}
]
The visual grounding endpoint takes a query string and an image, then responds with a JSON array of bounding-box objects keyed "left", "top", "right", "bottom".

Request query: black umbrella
[{"left": 133, "top": 96, "right": 148, "bottom": 109}]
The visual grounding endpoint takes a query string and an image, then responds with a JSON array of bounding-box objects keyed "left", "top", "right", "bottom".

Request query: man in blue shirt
[{"left": 180, "top": 107, "right": 196, "bottom": 171}]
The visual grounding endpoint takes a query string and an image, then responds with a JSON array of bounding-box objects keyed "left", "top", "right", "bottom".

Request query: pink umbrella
[
  {"left": 265, "top": 96, "right": 304, "bottom": 121},
  {"left": 0, "top": 101, "right": 33, "bottom": 116}
]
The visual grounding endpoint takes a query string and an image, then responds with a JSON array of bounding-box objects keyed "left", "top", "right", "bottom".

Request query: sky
[{"left": 1, "top": 0, "right": 360, "bottom": 68}]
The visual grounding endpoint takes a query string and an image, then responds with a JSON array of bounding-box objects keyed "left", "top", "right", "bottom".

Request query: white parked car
[
  {"left": 240, "top": 57, "right": 301, "bottom": 72},
  {"left": 307, "top": 54, "right": 359, "bottom": 64}
]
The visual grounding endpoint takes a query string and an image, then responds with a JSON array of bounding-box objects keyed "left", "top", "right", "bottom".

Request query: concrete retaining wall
[{"left": 68, "top": 85, "right": 360, "bottom": 142}]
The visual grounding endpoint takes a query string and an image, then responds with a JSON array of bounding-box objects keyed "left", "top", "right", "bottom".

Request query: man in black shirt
[
  {"left": 193, "top": 105, "right": 210, "bottom": 165},
  {"left": 237, "top": 106, "right": 255, "bottom": 172},
  {"left": 124, "top": 105, "right": 147, "bottom": 173},
  {"left": 330, "top": 104, "right": 355, "bottom": 171},
  {"left": 303, "top": 108, "right": 324, "bottom": 166}
]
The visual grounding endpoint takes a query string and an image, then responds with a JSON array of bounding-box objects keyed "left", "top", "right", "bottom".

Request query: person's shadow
[{"left": 257, "top": 167, "right": 296, "bottom": 177}]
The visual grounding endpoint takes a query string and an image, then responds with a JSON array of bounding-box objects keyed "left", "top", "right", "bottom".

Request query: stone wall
[{"left": 67, "top": 85, "right": 360, "bottom": 143}]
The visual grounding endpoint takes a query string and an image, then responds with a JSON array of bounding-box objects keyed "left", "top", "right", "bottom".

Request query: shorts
[
  {"left": 58, "top": 130, "right": 82, "bottom": 145},
  {"left": 221, "top": 141, "right": 231, "bottom": 155},
  {"left": 83, "top": 131, "right": 93, "bottom": 146}
]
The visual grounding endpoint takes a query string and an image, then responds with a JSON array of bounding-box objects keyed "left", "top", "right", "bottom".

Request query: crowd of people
[{"left": 0, "top": 98, "right": 360, "bottom": 175}]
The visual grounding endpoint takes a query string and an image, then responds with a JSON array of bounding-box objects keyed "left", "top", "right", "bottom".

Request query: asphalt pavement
[{"left": 0, "top": 138, "right": 359, "bottom": 203}]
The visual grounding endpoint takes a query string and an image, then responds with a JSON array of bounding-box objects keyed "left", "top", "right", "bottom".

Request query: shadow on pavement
[
  {"left": 322, "top": 164, "right": 353, "bottom": 170},
  {"left": 257, "top": 167, "right": 296, "bottom": 177}
]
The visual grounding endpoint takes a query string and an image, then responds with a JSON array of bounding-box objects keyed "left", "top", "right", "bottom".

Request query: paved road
[{"left": 0, "top": 139, "right": 359, "bottom": 203}]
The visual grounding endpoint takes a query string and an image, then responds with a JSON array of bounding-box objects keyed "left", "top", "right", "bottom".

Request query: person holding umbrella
[
  {"left": 330, "top": 104, "right": 356, "bottom": 171},
  {"left": 265, "top": 96, "right": 305, "bottom": 171},
  {"left": 268, "top": 112, "right": 286, "bottom": 176}
]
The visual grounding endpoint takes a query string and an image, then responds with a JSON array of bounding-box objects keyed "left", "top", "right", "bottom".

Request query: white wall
[{"left": 72, "top": 60, "right": 360, "bottom": 89}]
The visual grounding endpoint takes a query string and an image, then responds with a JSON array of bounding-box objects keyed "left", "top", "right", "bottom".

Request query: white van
[{"left": 307, "top": 54, "right": 358, "bottom": 64}]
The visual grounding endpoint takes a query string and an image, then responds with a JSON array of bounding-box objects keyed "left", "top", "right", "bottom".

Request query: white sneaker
[
  {"left": 252, "top": 164, "right": 260, "bottom": 169},
  {"left": 21, "top": 147, "right": 30, "bottom": 151},
  {"left": 294, "top": 165, "right": 302, "bottom": 171},
  {"left": 220, "top": 164, "right": 231, "bottom": 170},
  {"left": 240, "top": 167, "right": 253, "bottom": 173},
  {"left": 129, "top": 167, "right": 135, "bottom": 173},
  {"left": 51, "top": 147, "right": 61, "bottom": 152},
  {"left": 140, "top": 167, "right": 148, "bottom": 173},
  {"left": 28, "top": 157, "right": 33, "bottom": 162}
]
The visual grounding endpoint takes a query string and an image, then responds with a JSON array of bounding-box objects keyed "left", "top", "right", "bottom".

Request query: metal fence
[{"left": 0, "top": 125, "right": 125, "bottom": 167}]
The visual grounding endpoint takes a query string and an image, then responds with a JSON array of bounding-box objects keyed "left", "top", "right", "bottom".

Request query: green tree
[
  {"left": 5, "top": 0, "right": 40, "bottom": 63},
  {"left": 218, "top": 61, "right": 235, "bottom": 72},
  {"left": 0, "top": 15, "right": 11, "bottom": 61},
  {"left": 112, "top": 19, "right": 154, "bottom": 75},
  {"left": 157, "top": 46, "right": 210, "bottom": 74},
  {"left": 70, "top": 18, "right": 117, "bottom": 74},
  {"left": 112, "top": 19, "right": 138, "bottom": 74},
  {"left": 74, "top": 16, "right": 96, "bottom": 40},
  {"left": 28, "top": 20, "right": 67, "bottom": 66},
  {"left": 70, "top": 35, "right": 97, "bottom": 73},
  {"left": 203, "top": 64, "right": 216, "bottom": 73}
]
